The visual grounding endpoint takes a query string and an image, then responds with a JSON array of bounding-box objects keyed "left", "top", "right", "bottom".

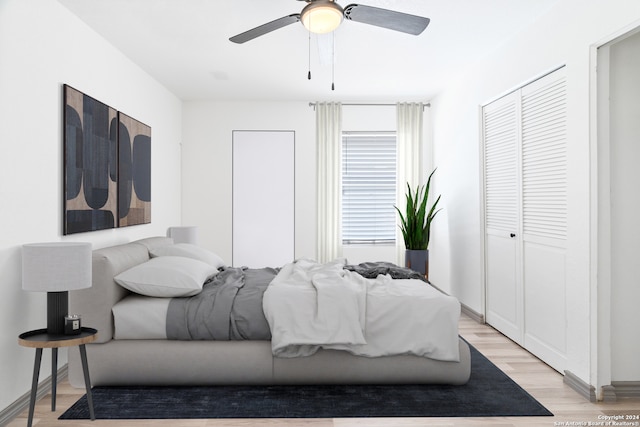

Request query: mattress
[{"left": 112, "top": 295, "right": 170, "bottom": 339}]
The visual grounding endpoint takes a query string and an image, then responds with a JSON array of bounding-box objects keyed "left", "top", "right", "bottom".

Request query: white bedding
[
  {"left": 263, "top": 258, "right": 461, "bottom": 362},
  {"left": 113, "top": 259, "right": 461, "bottom": 363}
]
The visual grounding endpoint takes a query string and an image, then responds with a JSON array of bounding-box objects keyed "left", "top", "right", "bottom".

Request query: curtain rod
[{"left": 308, "top": 102, "right": 430, "bottom": 110}]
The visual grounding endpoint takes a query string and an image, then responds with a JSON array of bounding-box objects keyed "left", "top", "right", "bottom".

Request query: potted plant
[{"left": 395, "top": 169, "right": 441, "bottom": 279}]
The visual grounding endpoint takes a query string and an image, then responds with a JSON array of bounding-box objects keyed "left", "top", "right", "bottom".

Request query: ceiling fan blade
[
  {"left": 343, "top": 4, "right": 429, "bottom": 35},
  {"left": 230, "top": 14, "right": 301, "bottom": 44}
]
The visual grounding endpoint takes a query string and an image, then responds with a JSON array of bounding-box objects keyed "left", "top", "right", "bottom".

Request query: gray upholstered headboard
[{"left": 69, "top": 237, "right": 173, "bottom": 343}]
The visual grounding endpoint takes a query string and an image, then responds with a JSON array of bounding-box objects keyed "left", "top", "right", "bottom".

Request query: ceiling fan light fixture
[{"left": 301, "top": 1, "right": 344, "bottom": 34}]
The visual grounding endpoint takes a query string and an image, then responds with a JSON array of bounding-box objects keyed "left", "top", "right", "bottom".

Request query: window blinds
[{"left": 342, "top": 132, "right": 396, "bottom": 244}]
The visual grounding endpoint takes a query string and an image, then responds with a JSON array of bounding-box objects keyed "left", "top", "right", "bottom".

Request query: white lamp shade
[
  {"left": 22, "top": 242, "right": 92, "bottom": 292},
  {"left": 167, "top": 226, "right": 199, "bottom": 245}
]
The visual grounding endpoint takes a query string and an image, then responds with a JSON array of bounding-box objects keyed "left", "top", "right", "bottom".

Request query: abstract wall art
[
  {"left": 63, "top": 85, "right": 151, "bottom": 234},
  {"left": 118, "top": 112, "right": 151, "bottom": 227},
  {"left": 64, "top": 85, "right": 118, "bottom": 234}
]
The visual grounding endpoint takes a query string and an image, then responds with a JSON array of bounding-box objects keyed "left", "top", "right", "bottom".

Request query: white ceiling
[{"left": 58, "top": 0, "right": 559, "bottom": 102}]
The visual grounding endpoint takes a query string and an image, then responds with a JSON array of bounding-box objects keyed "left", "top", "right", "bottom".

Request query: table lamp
[
  {"left": 22, "top": 242, "right": 92, "bottom": 335},
  {"left": 167, "top": 226, "right": 199, "bottom": 244}
]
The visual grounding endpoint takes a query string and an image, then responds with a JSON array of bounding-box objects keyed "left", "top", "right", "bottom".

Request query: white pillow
[
  {"left": 114, "top": 256, "right": 218, "bottom": 297},
  {"left": 150, "top": 243, "right": 226, "bottom": 269}
]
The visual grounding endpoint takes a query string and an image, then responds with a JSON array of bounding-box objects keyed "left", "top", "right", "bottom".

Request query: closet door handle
[{"left": 510, "top": 233, "right": 516, "bottom": 238}]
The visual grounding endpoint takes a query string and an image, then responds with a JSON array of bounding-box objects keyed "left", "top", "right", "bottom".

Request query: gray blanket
[
  {"left": 344, "top": 262, "right": 427, "bottom": 282},
  {"left": 166, "top": 266, "right": 277, "bottom": 340},
  {"left": 166, "top": 261, "right": 424, "bottom": 341}
]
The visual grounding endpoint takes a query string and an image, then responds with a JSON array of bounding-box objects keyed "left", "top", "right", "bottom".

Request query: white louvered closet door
[
  {"left": 483, "top": 92, "right": 522, "bottom": 343},
  {"left": 483, "top": 67, "right": 568, "bottom": 372}
]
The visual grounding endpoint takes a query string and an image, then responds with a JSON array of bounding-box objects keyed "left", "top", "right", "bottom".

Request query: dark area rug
[{"left": 60, "top": 344, "right": 552, "bottom": 419}]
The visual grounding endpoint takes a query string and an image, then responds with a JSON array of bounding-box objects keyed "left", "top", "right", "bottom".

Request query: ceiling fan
[{"left": 229, "top": 0, "right": 430, "bottom": 44}]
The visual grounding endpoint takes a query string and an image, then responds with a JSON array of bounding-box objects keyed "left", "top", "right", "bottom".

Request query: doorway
[{"left": 594, "top": 26, "right": 640, "bottom": 399}]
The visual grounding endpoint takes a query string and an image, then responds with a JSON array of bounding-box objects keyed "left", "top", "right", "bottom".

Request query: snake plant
[{"left": 395, "top": 169, "right": 441, "bottom": 250}]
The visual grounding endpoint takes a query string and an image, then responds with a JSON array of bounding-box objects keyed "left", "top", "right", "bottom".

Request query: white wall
[
  {"left": 429, "top": 0, "right": 640, "bottom": 387},
  {"left": 181, "top": 103, "right": 431, "bottom": 267},
  {"left": 0, "top": 0, "right": 182, "bottom": 412},
  {"left": 181, "top": 101, "right": 315, "bottom": 262}
]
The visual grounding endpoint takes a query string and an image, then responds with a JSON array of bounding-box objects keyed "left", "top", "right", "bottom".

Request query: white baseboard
[{"left": 0, "top": 364, "right": 68, "bottom": 427}]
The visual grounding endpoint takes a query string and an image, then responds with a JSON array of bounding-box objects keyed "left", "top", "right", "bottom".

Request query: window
[{"left": 341, "top": 131, "right": 396, "bottom": 245}]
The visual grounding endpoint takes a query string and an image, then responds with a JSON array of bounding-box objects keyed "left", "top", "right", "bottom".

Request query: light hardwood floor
[{"left": 8, "top": 314, "right": 640, "bottom": 427}]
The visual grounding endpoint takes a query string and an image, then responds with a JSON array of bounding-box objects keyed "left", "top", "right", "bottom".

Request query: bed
[{"left": 68, "top": 237, "right": 471, "bottom": 387}]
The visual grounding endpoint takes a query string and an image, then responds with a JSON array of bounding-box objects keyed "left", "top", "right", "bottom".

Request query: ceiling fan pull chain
[
  {"left": 331, "top": 31, "right": 335, "bottom": 90},
  {"left": 307, "top": 15, "right": 312, "bottom": 80}
]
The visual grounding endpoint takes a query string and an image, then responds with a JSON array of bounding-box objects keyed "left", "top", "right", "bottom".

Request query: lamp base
[{"left": 47, "top": 291, "right": 68, "bottom": 335}]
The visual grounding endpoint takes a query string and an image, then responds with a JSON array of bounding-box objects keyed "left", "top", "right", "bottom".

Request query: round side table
[{"left": 18, "top": 327, "right": 97, "bottom": 427}]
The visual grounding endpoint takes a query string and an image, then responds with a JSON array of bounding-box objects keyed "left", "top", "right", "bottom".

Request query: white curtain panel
[
  {"left": 316, "top": 102, "right": 343, "bottom": 262},
  {"left": 396, "top": 102, "right": 424, "bottom": 265}
]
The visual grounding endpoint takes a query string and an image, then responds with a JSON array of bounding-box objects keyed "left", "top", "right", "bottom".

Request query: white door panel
[
  {"left": 486, "top": 233, "right": 520, "bottom": 342},
  {"left": 523, "top": 241, "right": 567, "bottom": 371},
  {"left": 232, "top": 131, "right": 295, "bottom": 267}
]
